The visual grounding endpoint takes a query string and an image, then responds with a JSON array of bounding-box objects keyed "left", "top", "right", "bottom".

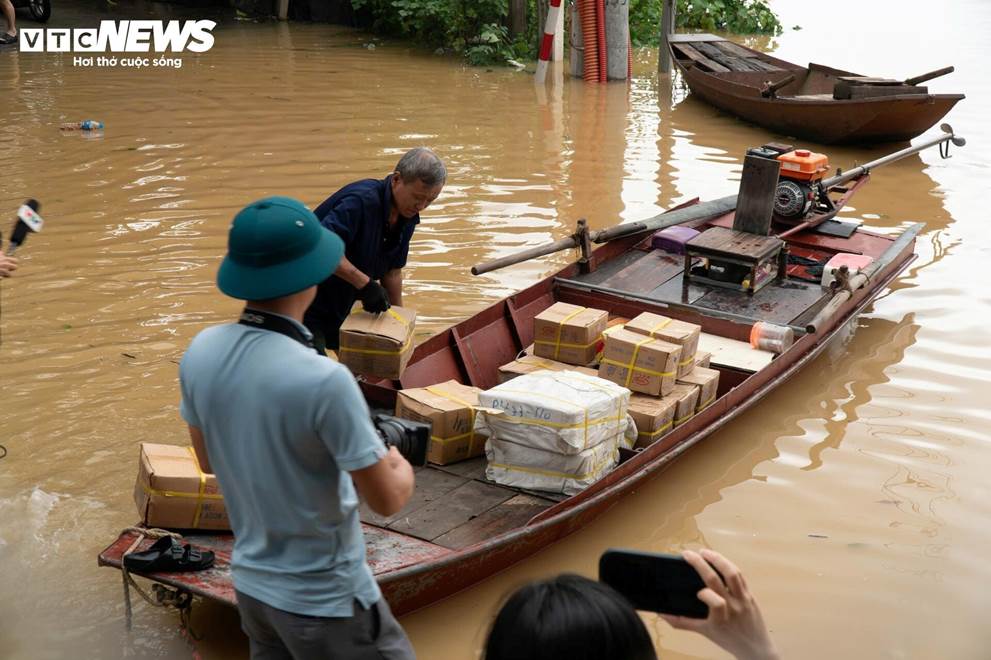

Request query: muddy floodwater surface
[{"left": 1, "top": 0, "right": 989, "bottom": 658}]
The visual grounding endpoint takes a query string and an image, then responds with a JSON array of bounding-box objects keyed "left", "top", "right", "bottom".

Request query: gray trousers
[{"left": 235, "top": 590, "right": 416, "bottom": 660}]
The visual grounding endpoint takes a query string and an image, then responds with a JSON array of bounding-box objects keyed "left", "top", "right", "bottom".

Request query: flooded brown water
[{"left": 1, "top": 0, "right": 988, "bottom": 657}]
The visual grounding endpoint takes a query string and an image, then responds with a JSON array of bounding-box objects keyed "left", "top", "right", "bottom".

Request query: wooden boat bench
[{"left": 683, "top": 227, "right": 786, "bottom": 296}]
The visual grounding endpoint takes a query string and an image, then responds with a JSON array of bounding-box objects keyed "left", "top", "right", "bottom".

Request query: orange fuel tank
[{"left": 777, "top": 149, "right": 829, "bottom": 181}]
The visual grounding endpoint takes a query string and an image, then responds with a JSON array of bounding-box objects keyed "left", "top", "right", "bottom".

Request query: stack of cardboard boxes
[
  {"left": 378, "top": 302, "right": 719, "bottom": 486},
  {"left": 598, "top": 311, "right": 720, "bottom": 450}
]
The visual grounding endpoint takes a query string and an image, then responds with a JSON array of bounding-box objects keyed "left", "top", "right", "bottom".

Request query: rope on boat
[{"left": 119, "top": 528, "right": 202, "bottom": 659}]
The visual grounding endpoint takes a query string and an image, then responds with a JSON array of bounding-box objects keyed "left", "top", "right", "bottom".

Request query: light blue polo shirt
[{"left": 179, "top": 312, "right": 386, "bottom": 617}]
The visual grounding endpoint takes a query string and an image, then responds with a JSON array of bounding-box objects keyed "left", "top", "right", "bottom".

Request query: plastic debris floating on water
[{"left": 60, "top": 120, "right": 104, "bottom": 131}]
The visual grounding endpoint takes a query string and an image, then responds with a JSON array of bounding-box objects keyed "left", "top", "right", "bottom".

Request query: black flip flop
[{"left": 123, "top": 536, "right": 215, "bottom": 573}]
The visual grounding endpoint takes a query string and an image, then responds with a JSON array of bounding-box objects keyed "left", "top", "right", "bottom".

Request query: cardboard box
[
  {"left": 695, "top": 351, "right": 711, "bottom": 369},
  {"left": 628, "top": 394, "right": 677, "bottom": 449},
  {"left": 498, "top": 354, "right": 598, "bottom": 383},
  {"left": 533, "top": 302, "right": 608, "bottom": 366},
  {"left": 677, "top": 366, "right": 720, "bottom": 413},
  {"left": 134, "top": 443, "right": 229, "bottom": 531},
  {"left": 667, "top": 383, "right": 700, "bottom": 428},
  {"left": 396, "top": 380, "right": 488, "bottom": 465},
  {"left": 625, "top": 312, "right": 701, "bottom": 378},
  {"left": 598, "top": 327, "right": 681, "bottom": 396},
  {"left": 339, "top": 306, "right": 417, "bottom": 380}
]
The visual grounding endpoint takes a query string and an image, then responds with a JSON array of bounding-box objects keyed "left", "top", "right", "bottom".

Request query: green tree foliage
[
  {"left": 675, "top": 0, "right": 781, "bottom": 37},
  {"left": 351, "top": 0, "right": 781, "bottom": 65}
]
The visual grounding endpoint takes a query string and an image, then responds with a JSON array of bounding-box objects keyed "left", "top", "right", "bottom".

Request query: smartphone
[{"left": 599, "top": 548, "right": 713, "bottom": 618}]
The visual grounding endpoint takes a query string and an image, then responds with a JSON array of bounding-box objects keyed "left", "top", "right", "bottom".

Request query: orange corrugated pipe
[
  {"left": 595, "top": 0, "right": 607, "bottom": 82},
  {"left": 579, "top": 0, "right": 599, "bottom": 82}
]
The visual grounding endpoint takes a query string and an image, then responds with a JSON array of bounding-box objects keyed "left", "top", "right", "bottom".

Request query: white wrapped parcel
[{"left": 475, "top": 370, "right": 633, "bottom": 495}]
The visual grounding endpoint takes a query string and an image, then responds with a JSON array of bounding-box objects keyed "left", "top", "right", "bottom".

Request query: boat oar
[
  {"left": 805, "top": 222, "right": 924, "bottom": 334},
  {"left": 471, "top": 195, "right": 737, "bottom": 275},
  {"left": 904, "top": 66, "right": 954, "bottom": 86}
]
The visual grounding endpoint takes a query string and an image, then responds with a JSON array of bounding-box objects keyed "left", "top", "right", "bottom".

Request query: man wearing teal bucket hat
[{"left": 180, "top": 197, "right": 417, "bottom": 659}]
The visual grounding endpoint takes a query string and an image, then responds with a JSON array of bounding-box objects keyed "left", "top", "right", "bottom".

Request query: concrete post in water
[
  {"left": 658, "top": 0, "right": 676, "bottom": 75},
  {"left": 604, "top": 0, "right": 629, "bottom": 80},
  {"left": 535, "top": 0, "right": 565, "bottom": 84},
  {"left": 570, "top": 2, "right": 584, "bottom": 78}
]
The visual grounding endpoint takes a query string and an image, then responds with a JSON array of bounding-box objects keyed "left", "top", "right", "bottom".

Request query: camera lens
[{"left": 372, "top": 414, "right": 430, "bottom": 466}]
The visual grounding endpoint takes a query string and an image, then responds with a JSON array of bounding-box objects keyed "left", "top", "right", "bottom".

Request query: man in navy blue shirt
[{"left": 305, "top": 147, "right": 446, "bottom": 353}]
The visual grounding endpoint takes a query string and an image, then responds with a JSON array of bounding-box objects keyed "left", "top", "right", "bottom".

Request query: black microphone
[{"left": 7, "top": 199, "right": 42, "bottom": 255}]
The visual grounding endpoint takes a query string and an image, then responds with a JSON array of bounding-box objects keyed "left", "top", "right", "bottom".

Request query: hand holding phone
[
  {"left": 599, "top": 548, "right": 718, "bottom": 618},
  {"left": 600, "top": 548, "right": 779, "bottom": 660}
]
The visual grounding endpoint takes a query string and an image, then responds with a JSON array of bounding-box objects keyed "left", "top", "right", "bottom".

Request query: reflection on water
[{"left": 2, "top": 0, "right": 991, "bottom": 658}]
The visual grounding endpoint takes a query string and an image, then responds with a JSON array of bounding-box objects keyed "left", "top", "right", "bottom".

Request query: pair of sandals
[
  {"left": 123, "top": 536, "right": 215, "bottom": 573},
  {"left": 0, "top": 33, "right": 17, "bottom": 46}
]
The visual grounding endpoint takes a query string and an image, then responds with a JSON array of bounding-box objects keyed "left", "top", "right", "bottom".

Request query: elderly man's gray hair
[{"left": 394, "top": 147, "right": 447, "bottom": 187}]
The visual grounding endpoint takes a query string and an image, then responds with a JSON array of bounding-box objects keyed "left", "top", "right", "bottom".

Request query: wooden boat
[
  {"left": 98, "top": 133, "right": 963, "bottom": 622},
  {"left": 668, "top": 34, "right": 964, "bottom": 144}
]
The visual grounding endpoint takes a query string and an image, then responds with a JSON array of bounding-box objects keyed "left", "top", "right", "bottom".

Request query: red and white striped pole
[{"left": 534, "top": 0, "right": 563, "bottom": 84}]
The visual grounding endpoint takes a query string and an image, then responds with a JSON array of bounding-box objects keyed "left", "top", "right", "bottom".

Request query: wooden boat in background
[
  {"left": 98, "top": 131, "right": 965, "bottom": 621},
  {"left": 668, "top": 34, "right": 964, "bottom": 144}
]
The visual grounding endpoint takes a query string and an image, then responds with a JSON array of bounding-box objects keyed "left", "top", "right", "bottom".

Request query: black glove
[{"left": 358, "top": 280, "right": 391, "bottom": 313}]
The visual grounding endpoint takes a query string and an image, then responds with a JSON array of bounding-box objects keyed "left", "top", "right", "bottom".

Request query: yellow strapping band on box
[
  {"left": 141, "top": 447, "right": 222, "bottom": 528},
  {"left": 547, "top": 307, "right": 586, "bottom": 360},
  {"left": 650, "top": 318, "right": 696, "bottom": 367},
  {"left": 489, "top": 446, "right": 618, "bottom": 482},
  {"left": 638, "top": 419, "right": 673, "bottom": 440},
  {"left": 340, "top": 309, "right": 412, "bottom": 357},
  {"left": 514, "top": 357, "right": 566, "bottom": 371},
  {"left": 533, "top": 337, "right": 601, "bottom": 350},
  {"left": 648, "top": 318, "right": 672, "bottom": 336},
  {"left": 696, "top": 392, "right": 716, "bottom": 412},
  {"left": 674, "top": 412, "right": 694, "bottom": 425},
  {"left": 424, "top": 385, "right": 481, "bottom": 448},
  {"left": 188, "top": 446, "right": 208, "bottom": 528}
]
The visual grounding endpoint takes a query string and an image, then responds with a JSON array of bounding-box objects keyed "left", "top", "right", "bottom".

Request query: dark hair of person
[
  {"left": 483, "top": 574, "right": 657, "bottom": 660},
  {"left": 394, "top": 146, "right": 446, "bottom": 186}
]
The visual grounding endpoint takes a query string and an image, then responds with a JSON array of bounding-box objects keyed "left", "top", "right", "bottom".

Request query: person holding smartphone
[{"left": 484, "top": 548, "right": 778, "bottom": 660}]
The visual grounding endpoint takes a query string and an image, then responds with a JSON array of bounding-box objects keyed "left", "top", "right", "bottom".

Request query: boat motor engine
[{"left": 773, "top": 148, "right": 829, "bottom": 220}]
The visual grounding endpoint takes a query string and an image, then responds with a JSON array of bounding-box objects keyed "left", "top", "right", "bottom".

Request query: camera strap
[{"left": 238, "top": 308, "right": 320, "bottom": 354}]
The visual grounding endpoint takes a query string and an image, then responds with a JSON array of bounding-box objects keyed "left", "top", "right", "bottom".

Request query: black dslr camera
[{"left": 372, "top": 414, "right": 429, "bottom": 466}]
